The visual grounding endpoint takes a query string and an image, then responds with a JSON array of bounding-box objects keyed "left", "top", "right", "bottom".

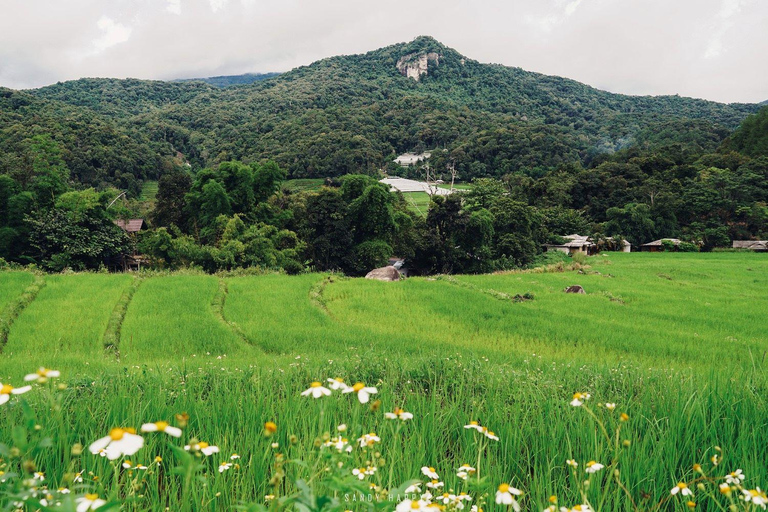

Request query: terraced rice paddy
[{"left": 0, "top": 253, "right": 766, "bottom": 511}]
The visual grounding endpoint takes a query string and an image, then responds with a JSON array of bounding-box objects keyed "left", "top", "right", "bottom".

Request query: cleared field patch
[
  {"left": 120, "top": 275, "right": 259, "bottom": 362},
  {"left": 3, "top": 273, "right": 132, "bottom": 367}
]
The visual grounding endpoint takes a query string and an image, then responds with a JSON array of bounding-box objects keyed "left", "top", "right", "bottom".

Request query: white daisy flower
[
  {"left": 604, "top": 403, "right": 616, "bottom": 410},
  {"left": 76, "top": 493, "right": 107, "bottom": 511},
  {"left": 230, "top": 453, "right": 241, "bottom": 460},
  {"left": 743, "top": 488, "right": 768, "bottom": 509},
  {"left": 357, "top": 432, "right": 380, "bottom": 448},
  {"left": 324, "top": 436, "right": 353, "bottom": 453},
  {"left": 584, "top": 461, "right": 604, "bottom": 474},
  {"left": 24, "top": 368, "right": 61, "bottom": 382},
  {"left": 570, "top": 392, "right": 590, "bottom": 407},
  {"left": 396, "top": 499, "right": 429, "bottom": 512},
  {"left": 58, "top": 488, "right": 71, "bottom": 494},
  {"left": 482, "top": 427, "right": 499, "bottom": 441},
  {"left": 426, "top": 479, "right": 444, "bottom": 489},
  {"left": 343, "top": 382, "right": 378, "bottom": 403},
  {"left": 456, "top": 464, "right": 476, "bottom": 480},
  {"left": 670, "top": 483, "right": 693, "bottom": 496},
  {"left": 495, "top": 483, "right": 522, "bottom": 510},
  {"left": 122, "top": 460, "right": 148, "bottom": 470},
  {"left": 219, "top": 462, "right": 233, "bottom": 473},
  {"left": 404, "top": 483, "right": 422, "bottom": 493},
  {"left": 327, "top": 378, "right": 352, "bottom": 392},
  {"left": 88, "top": 428, "right": 144, "bottom": 460},
  {"left": 73, "top": 471, "right": 83, "bottom": 483},
  {"left": 0, "top": 383, "right": 32, "bottom": 405},
  {"left": 141, "top": 421, "right": 182, "bottom": 438},
  {"left": 384, "top": 407, "right": 414, "bottom": 421},
  {"left": 302, "top": 381, "right": 332, "bottom": 398},
  {"left": 421, "top": 466, "right": 440, "bottom": 479},
  {"left": 566, "top": 459, "right": 578, "bottom": 467},
  {"left": 184, "top": 441, "right": 219, "bottom": 456},
  {"left": 726, "top": 469, "right": 745, "bottom": 485},
  {"left": 464, "top": 421, "right": 483, "bottom": 432}
]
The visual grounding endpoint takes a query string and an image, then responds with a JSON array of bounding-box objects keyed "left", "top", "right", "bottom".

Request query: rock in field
[
  {"left": 564, "top": 285, "right": 585, "bottom": 294},
  {"left": 365, "top": 266, "right": 401, "bottom": 281}
]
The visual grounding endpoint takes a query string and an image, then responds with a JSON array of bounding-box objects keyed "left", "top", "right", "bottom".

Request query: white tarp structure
[{"left": 380, "top": 178, "right": 452, "bottom": 196}]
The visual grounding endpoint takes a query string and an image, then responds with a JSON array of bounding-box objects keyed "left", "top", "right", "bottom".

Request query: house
[
  {"left": 113, "top": 219, "right": 146, "bottom": 271},
  {"left": 393, "top": 152, "right": 431, "bottom": 166},
  {"left": 603, "top": 237, "right": 632, "bottom": 253},
  {"left": 543, "top": 235, "right": 596, "bottom": 256},
  {"left": 640, "top": 238, "right": 682, "bottom": 252},
  {"left": 733, "top": 240, "right": 768, "bottom": 252},
  {"left": 114, "top": 219, "right": 144, "bottom": 233}
]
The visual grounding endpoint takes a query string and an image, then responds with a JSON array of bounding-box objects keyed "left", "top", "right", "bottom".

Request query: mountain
[
  {"left": 173, "top": 72, "right": 280, "bottom": 88},
  {"left": 20, "top": 36, "right": 764, "bottom": 184}
]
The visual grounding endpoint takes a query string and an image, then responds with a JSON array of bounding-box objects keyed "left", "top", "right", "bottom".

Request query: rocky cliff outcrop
[{"left": 396, "top": 52, "right": 440, "bottom": 81}]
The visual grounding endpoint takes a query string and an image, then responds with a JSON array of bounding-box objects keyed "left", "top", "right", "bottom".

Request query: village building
[
  {"left": 544, "top": 235, "right": 631, "bottom": 256},
  {"left": 543, "top": 234, "right": 596, "bottom": 256},
  {"left": 113, "top": 218, "right": 147, "bottom": 271},
  {"left": 733, "top": 240, "right": 768, "bottom": 252},
  {"left": 640, "top": 238, "right": 682, "bottom": 252},
  {"left": 393, "top": 152, "right": 431, "bottom": 166}
]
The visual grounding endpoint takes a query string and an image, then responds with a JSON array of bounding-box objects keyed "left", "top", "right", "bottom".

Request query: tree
[
  {"left": 154, "top": 170, "right": 192, "bottom": 228},
  {"left": 604, "top": 203, "right": 656, "bottom": 247}
]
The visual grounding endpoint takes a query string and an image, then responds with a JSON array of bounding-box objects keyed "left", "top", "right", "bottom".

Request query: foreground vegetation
[{"left": 0, "top": 253, "right": 766, "bottom": 510}]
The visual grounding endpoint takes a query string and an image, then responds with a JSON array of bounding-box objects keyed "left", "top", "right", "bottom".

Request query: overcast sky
[{"left": 1, "top": 0, "right": 766, "bottom": 103}]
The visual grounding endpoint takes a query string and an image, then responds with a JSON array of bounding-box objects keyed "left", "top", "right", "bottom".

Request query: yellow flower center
[
  {"left": 125, "top": 427, "right": 137, "bottom": 434},
  {"left": 586, "top": 460, "right": 596, "bottom": 467},
  {"left": 470, "top": 420, "right": 478, "bottom": 425},
  {"left": 498, "top": 483, "right": 509, "bottom": 493},
  {"left": 410, "top": 502, "right": 421, "bottom": 510},
  {"left": 428, "top": 467, "right": 436, "bottom": 472},
  {"left": 573, "top": 392, "right": 583, "bottom": 400},
  {"left": 85, "top": 494, "right": 99, "bottom": 500},
  {"left": 678, "top": 483, "right": 688, "bottom": 489},
  {"left": 265, "top": 421, "right": 277, "bottom": 433},
  {"left": 198, "top": 442, "right": 209, "bottom": 449},
  {"left": 310, "top": 381, "right": 322, "bottom": 387},
  {"left": 352, "top": 382, "right": 365, "bottom": 392},
  {"left": 155, "top": 456, "right": 162, "bottom": 462},
  {"left": 37, "top": 368, "right": 48, "bottom": 376},
  {"left": 334, "top": 377, "right": 344, "bottom": 383},
  {"left": 155, "top": 421, "right": 169, "bottom": 431},
  {"left": 686, "top": 501, "right": 696, "bottom": 508},
  {"left": 549, "top": 495, "right": 557, "bottom": 504},
  {"left": 109, "top": 428, "right": 125, "bottom": 441},
  {"left": 0, "top": 385, "right": 13, "bottom": 394},
  {"left": 574, "top": 506, "right": 583, "bottom": 511}
]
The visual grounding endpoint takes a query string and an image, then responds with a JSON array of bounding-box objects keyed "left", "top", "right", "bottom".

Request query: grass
[
  {"left": 139, "top": 180, "right": 159, "bottom": 201},
  {"left": 2, "top": 273, "right": 132, "bottom": 367},
  {"left": 118, "top": 275, "right": 260, "bottom": 363},
  {"left": 0, "top": 253, "right": 766, "bottom": 510},
  {"left": 282, "top": 179, "right": 326, "bottom": 192}
]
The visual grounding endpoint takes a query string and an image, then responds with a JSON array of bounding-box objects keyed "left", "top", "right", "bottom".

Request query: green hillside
[{"left": 28, "top": 36, "right": 760, "bottom": 179}]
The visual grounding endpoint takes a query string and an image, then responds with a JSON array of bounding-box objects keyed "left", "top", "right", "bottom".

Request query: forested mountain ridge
[
  {"left": 173, "top": 72, "right": 281, "bottom": 88},
  {"left": 25, "top": 36, "right": 760, "bottom": 181}
]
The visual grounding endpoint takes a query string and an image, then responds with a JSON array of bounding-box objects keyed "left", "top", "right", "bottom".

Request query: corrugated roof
[
  {"left": 114, "top": 219, "right": 144, "bottom": 233},
  {"left": 642, "top": 238, "right": 681, "bottom": 247},
  {"left": 733, "top": 240, "right": 768, "bottom": 249}
]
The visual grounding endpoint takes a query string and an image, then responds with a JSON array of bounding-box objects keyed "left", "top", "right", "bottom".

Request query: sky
[{"left": 0, "top": 0, "right": 766, "bottom": 104}]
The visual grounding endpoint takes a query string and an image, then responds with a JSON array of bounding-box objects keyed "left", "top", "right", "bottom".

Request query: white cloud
[
  {"left": 91, "top": 16, "right": 132, "bottom": 55},
  {"left": 209, "top": 0, "right": 229, "bottom": 13},
  {"left": 0, "top": 0, "right": 765, "bottom": 103},
  {"left": 167, "top": 0, "right": 181, "bottom": 15}
]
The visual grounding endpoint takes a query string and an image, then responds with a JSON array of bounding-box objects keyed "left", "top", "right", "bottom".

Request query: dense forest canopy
[{"left": 1, "top": 36, "right": 768, "bottom": 274}]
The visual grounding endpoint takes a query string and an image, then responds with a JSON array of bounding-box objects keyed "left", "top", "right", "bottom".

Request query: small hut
[{"left": 733, "top": 240, "right": 768, "bottom": 252}]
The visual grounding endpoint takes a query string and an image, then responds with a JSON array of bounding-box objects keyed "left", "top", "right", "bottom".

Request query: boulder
[
  {"left": 564, "top": 285, "right": 585, "bottom": 294},
  {"left": 365, "top": 266, "right": 401, "bottom": 281}
]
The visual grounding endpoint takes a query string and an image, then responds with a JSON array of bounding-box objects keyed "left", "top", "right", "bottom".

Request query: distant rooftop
[{"left": 114, "top": 219, "right": 144, "bottom": 233}]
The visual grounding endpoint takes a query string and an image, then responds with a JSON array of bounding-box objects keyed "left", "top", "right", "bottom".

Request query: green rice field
[{"left": 0, "top": 253, "right": 766, "bottom": 510}]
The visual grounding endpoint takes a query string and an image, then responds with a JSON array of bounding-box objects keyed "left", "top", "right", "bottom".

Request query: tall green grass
[
  {"left": 119, "top": 275, "right": 260, "bottom": 363},
  {"left": 0, "top": 254, "right": 767, "bottom": 510},
  {"left": 3, "top": 274, "right": 131, "bottom": 368}
]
